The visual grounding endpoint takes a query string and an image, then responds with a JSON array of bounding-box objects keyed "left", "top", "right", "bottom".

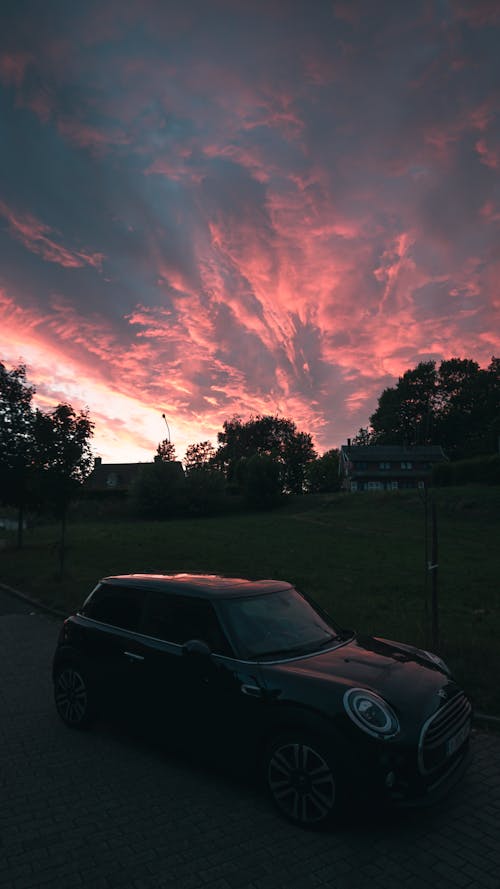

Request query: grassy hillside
[{"left": 1, "top": 485, "right": 499, "bottom": 713}]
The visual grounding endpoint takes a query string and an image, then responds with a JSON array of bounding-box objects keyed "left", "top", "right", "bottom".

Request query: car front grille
[{"left": 418, "top": 692, "right": 472, "bottom": 775}]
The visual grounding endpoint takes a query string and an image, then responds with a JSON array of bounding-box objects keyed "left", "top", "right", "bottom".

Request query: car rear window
[{"left": 82, "top": 584, "right": 144, "bottom": 632}]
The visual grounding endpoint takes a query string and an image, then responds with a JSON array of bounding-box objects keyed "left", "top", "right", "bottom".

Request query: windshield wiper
[
  {"left": 252, "top": 646, "right": 310, "bottom": 660},
  {"left": 254, "top": 636, "right": 336, "bottom": 660}
]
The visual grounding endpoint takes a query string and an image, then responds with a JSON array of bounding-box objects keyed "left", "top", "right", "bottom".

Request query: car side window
[
  {"left": 142, "top": 593, "right": 232, "bottom": 655},
  {"left": 83, "top": 584, "right": 144, "bottom": 632}
]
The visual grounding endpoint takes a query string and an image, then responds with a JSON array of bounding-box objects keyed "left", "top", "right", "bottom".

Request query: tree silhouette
[
  {"left": 369, "top": 357, "right": 500, "bottom": 458},
  {"left": 156, "top": 439, "right": 176, "bottom": 462},
  {"left": 215, "top": 415, "right": 316, "bottom": 494},
  {"left": 0, "top": 362, "right": 36, "bottom": 546}
]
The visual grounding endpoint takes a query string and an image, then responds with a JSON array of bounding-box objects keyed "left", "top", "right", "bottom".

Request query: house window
[
  {"left": 389, "top": 481, "right": 398, "bottom": 490},
  {"left": 350, "top": 481, "right": 358, "bottom": 492},
  {"left": 354, "top": 461, "right": 367, "bottom": 470},
  {"left": 379, "top": 462, "right": 391, "bottom": 469},
  {"left": 400, "top": 461, "right": 413, "bottom": 470},
  {"left": 367, "top": 481, "right": 383, "bottom": 491}
]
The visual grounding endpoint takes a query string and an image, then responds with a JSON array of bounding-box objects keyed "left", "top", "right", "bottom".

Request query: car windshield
[{"left": 217, "top": 588, "right": 342, "bottom": 660}]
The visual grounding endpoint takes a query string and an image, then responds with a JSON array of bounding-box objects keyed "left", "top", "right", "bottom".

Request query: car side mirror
[{"left": 182, "top": 639, "right": 212, "bottom": 658}]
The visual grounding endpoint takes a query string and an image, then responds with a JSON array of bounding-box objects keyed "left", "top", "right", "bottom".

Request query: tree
[
  {"left": 352, "top": 427, "right": 374, "bottom": 446},
  {"left": 0, "top": 362, "right": 36, "bottom": 547},
  {"left": 156, "top": 439, "right": 176, "bottom": 462},
  {"left": 215, "top": 415, "right": 317, "bottom": 494},
  {"left": 129, "top": 460, "right": 185, "bottom": 518},
  {"left": 368, "top": 356, "right": 500, "bottom": 458},
  {"left": 33, "top": 404, "right": 94, "bottom": 575},
  {"left": 306, "top": 449, "right": 340, "bottom": 493},
  {"left": 240, "top": 454, "right": 282, "bottom": 508},
  {"left": 184, "top": 441, "right": 216, "bottom": 474},
  {"left": 184, "top": 466, "right": 226, "bottom": 515},
  {"left": 370, "top": 361, "right": 438, "bottom": 446},
  {"left": 1, "top": 360, "right": 95, "bottom": 554},
  {"left": 435, "top": 358, "right": 500, "bottom": 458}
]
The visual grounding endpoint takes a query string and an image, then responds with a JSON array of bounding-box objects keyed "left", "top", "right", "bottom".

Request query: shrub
[{"left": 433, "top": 454, "right": 500, "bottom": 486}]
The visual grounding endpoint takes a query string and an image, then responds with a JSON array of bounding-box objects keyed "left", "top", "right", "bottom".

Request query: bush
[
  {"left": 433, "top": 454, "right": 500, "bottom": 486},
  {"left": 241, "top": 454, "right": 282, "bottom": 509},
  {"left": 184, "top": 468, "right": 227, "bottom": 516},
  {"left": 129, "top": 461, "right": 186, "bottom": 518}
]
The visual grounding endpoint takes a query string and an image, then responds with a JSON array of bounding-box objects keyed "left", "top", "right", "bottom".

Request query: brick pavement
[{"left": 0, "top": 596, "right": 499, "bottom": 889}]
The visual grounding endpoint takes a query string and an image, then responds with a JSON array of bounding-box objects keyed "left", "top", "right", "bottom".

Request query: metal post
[
  {"left": 162, "top": 414, "right": 171, "bottom": 442},
  {"left": 430, "top": 501, "right": 439, "bottom": 649}
]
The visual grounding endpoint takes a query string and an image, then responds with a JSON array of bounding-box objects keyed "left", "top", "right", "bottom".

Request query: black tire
[
  {"left": 54, "top": 664, "right": 96, "bottom": 729},
  {"left": 265, "top": 734, "right": 339, "bottom": 828}
]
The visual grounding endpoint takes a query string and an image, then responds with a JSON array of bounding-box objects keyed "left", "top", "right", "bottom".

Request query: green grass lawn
[{"left": 1, "top": 485, "right": 499, "bottom": 714}]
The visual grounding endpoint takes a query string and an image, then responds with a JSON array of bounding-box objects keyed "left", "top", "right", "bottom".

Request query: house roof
[
  {"left": 85, "top": 459, "right": 184, "bottom": 491},
  {"left": 341, "top": 445, "right": 447, "bottom": 462}
]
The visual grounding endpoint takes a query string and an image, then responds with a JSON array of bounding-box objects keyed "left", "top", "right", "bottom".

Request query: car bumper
[
  {"left": 389, "top": 740, "right": 472, "bottom": 808},
  {"left": 339, "top": 730, "right": 472, "bottom": 810}
]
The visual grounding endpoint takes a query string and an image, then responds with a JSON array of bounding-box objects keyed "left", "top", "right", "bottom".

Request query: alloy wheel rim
[
  {"left": 55, "top": 668, "right": 88, "bottom": 724},
  {"left": 268, "top": 742, "right": 335, "bottom": 824}
]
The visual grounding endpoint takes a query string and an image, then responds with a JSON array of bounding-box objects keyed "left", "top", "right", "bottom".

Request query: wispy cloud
[{"left": 0, "top": 201, "right": 104, "bottom": 270}]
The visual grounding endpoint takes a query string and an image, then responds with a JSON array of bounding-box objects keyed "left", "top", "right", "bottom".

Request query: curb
[{"left": 0, "top": 582, "right": 66, "bottom": 619}]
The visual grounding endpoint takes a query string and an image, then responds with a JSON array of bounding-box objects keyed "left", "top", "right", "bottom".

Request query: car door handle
[
  {"left": 123, "top": 651, "right": 144, "bottom": 661},
  {"left": 241, "top": 684, "right": 263, "bottom": 698}
]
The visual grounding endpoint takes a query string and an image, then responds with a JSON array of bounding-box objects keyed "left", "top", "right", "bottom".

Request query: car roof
[{"left": 100, "top": 573, "right": 293, "bottom": 599}]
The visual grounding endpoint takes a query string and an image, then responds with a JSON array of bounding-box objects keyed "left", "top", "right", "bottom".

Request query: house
[
  {"left": 339, "top": 443, "right": 448, "bottom": 492},
  {"left": 85, "top": 456, "right": 184, "bottom": 494}
]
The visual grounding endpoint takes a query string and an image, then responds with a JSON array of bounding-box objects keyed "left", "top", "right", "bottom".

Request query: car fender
[{"left": 257, "top": 702, "right": 351, "bottom": 760}]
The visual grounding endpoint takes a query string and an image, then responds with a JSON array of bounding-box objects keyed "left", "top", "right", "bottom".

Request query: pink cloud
[
  {"left": 56, "top": 119, "right": 131, "bottom": 154},
  {"left": 476, "top": 139, "right": 499, "bottom": 169},
  {"left": 0, "top": 200, "right": 104, "bottom": 270},
  {"left": 0, "top": 51, "right": 32, "bottom": 87}
]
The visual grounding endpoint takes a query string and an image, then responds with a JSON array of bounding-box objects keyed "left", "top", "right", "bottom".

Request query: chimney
[
  {"left": 347, "top": 438, "right": 351, "bottom": 447},
  {"left": 94, "top": 456, "right": 102, "bottom": 468}
]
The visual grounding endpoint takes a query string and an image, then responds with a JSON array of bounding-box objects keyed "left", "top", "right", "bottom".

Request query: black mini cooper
[{"left": 53, "top": 574, "right": 472, "bottom": 827}]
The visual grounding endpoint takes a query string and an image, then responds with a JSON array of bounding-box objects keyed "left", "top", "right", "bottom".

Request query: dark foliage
[
  {"left": 239, "top": 454, "right": 282, "bottom": 508},
  {"left": 306, "top": 449, "right": 340, "bottom": 493},
  {"left": 0, "top": 361, "right": 94, "bottom": 550},
  {"left": 369, "top": 357, "right": 500, "bottom": 459},
  {"left": 184, "top": 440, "right": 216, "bottom": 474},
  {"left": 433, "top": 454, "right": 500, "bottom": 487},
  {"left": 215, "top": 415, "right": 317, "bottom": 495},
  {"left": 184, "top": 466, "right": 228, "bottom": 515},
  {"left": 0, "top": 362, "right": 36, "bottom": 546},
  {"left": 156, "top": 439, "right": 176, "bottom": 462},
  {"left": 129, "top": 460, "right": 186, "bottom": 518}
]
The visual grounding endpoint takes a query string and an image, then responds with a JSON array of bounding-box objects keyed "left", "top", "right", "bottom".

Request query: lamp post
[{"left": 162, "top": 414, "right": 171, "bottom": 443}]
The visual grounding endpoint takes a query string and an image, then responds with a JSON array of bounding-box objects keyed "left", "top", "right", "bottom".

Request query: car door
[
  {"left": 138, "top": 593, "right": 268, "bottom": 755},
  {"left": 76, "top": 583, "right": 147, "bottom": 715}
]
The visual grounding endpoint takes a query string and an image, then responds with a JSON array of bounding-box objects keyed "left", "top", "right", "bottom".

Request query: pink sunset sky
[{"left": 0, "top": 0, "right": 499, "bottom": 462}]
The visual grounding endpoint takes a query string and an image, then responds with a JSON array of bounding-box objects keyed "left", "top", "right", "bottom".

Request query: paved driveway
[{"left": 1, "top": 588, "right": 499, "bottom": 889}]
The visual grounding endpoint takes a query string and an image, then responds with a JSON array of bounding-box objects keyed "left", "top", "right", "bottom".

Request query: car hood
[{"left": 260, "top": 633, "right": 460, "bottom": 717}]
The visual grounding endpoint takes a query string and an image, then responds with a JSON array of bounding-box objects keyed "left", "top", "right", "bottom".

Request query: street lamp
[{"left": 161, "top": 414, "right": 171, "bottom": 443}]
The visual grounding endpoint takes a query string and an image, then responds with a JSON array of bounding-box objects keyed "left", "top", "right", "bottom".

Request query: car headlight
[
  {"left": 343, "top": 688, "right": 400, "bottom": 739},
  {"left": 421, "top": 650, "right": 451, "bottom": 675}
]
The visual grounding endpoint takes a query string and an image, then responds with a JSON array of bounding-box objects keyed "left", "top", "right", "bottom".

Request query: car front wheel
[
  {"left": 54, "top": 664, "right": 96, "bottom": 729},
  {"left": 265, "top": 734, "right": 339, "bottom": 828}
]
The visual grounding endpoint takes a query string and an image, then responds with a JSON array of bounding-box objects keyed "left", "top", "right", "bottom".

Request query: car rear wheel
[
  {"left": 265, "top": 734, "right": 339, "bottom": 828},
  {"left": 54, "top": 664, "right": 96, "bottom": 729}
]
